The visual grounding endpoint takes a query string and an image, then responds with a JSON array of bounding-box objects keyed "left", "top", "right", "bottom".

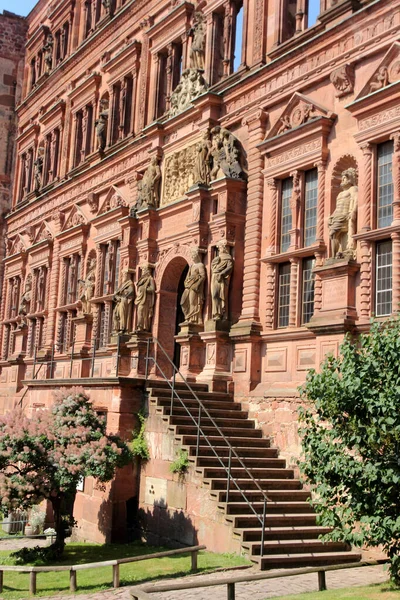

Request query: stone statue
[
  {"left": 210, "top": 127, "right": 244, "bottom": 180},
  {"left": 36, "top": 267, "right": 46, "bottom": 311},
  {"left": 112, "top": 271, "right": 135, "bottom": 333},
  {"left": 210, "top": 241, "right": 234, "bottom": 321},
  {"left": 136, "top": 157, "right": 161, "bottom": 209},
  {"left": 43, "top": 33, "right": 54, "bottom": 74},
  {"left": 95, "top": 98, "right": 109, "bottom": 151},
  {"left": 369, "top": 66, "right": 389, "bottom": 93},
  {"left": 135, "top": 265, "right": 155, "bottom": 332},
  {"left": 193, "top": 130, "right": 212, "bottom": 185},
  {"left": 328, "top": 168, "right": 358, "bottom": 258},
  {"left": 18, "top": 276, "right": 32, "bottom": 324},
  {"left": 188, "top": 11, "right": 206, "bottom": 71},
  {"left": 78, "top": 257, "right": 96, "bottom": 314},
  {"left": 180, "top": 248, "right": 206, "bottom": 326},
  {"left": 169, "top": 69, "right": 208, "bottom": 117},
  {"left": 33, "top": 147, "right": 44, "bottom": 192}
]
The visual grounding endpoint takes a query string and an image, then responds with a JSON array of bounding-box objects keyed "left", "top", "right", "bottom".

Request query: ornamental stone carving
[
  {"left": 135, "top": 264, "right": 155, "bottom": 332},
  {"left": 78, "top": 257, "right": 96, "bottom": 315},
  {"left": 328, "top": 168, "right": 358, "bottom": 259},
  {"left": 136, "top": 157, "right": 162, "bottom": 209},
  {"left": 369, "top": 66, "right": 389, "bottom": 93},
  {"left": 188, "top": 11, "right": 206, "bottom": 71},
  {"left": 330, "top": 64, "right": 354, "bottom": 97},
  {"left": 209, "top": 126, "right": 245, "bottom": 181},
  {"left": 180, "top": 247, "right": 206, "bottom": 326},
  {"left": 169, "top": 69, "right": 208, "bottom": 118},
  {"left": 211, "top": 240, "right": 234, "bottom": 321},
  {"left": 162, "top": 146, "right": 197, "bottom": 205},
  {"left": 43, "top": 33, "right": 53, "bottom": 74},
  {"left": 278, "top": 102, "right": 314, "bottom": 134},
  {"left": 112, "top": 271, "right": 135, "bottom": 333}
]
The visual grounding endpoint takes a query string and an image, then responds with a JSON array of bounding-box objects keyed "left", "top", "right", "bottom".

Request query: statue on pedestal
[
  {"left": 193, "top": 130, "right": 212, "bottom": 186},
  {"left": 188, "top": 11, "right": 206, "bottom": 71},
  {"left": 135, "top": 265, "right": 155, "bottom": 332},
  {"left": 78, "top": 257, "right": 96, "bottom": 315},
  {"left": 112, "top": 271, "right": 134, "bottom": 333},
  {"left": 43, "top": 33, "right": 53, "bottom": 74},
  {"left": 180, "top": 247, "right": 206, "bottom": 326},
  {"left": 18, "top": 276, "right": 32, "bottom": 327},
  {"left": 210, "top": 240, "right": 234, "bottom": 321},
  {"left": 95, "top": 98, "right": 109, "bottom": 152},
  {"left": 328, "top": 168, "right": 358, "bottom": 258},
  {"left": 33, "top": 147, "right": 44, "bottom": 192},
  {"left": 136, "top": 157, "right": 161, "bottom": 209}
]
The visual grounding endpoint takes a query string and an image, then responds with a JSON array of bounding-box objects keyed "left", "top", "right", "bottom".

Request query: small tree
[
  {"left": 0, "top": 387, "right": 132, "bottom": 555},
  {"left": 299, "top": 318, "right": 400, "bottom": 583}
]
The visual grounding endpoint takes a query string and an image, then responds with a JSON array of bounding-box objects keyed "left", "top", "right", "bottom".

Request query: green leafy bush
[
  {"left": 298, "top": 317, "right": 400, "bottom": 583},
  {"left": 131, "top": 412, "right": 150, "bottom": 460},
  {"left": 170, "top": 449, "right": 189, "bottom": 475}
]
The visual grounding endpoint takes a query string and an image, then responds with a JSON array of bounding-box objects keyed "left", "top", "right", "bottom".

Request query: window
[
  {"left": 304, "top": 168, "right": 318, "bottom": 246},
  {"left": 278, "top": 263, "right": 291, "bottom": 327},
  {"left": 307, "top": 0, "right": 320, "bottom": 27},
  {"left": 232, "top": 3, "right": 243, "bottom": 72},
  {"left": 377, "top": 141, "right": 394, "bottom": 228},
  {"left": 301, "top": 257, "right": 315, "bottom": 324},
  {"left": 375, "top": 240, "right": 392, "bottom": 316},
  {"left": 280, "top": 178, "right": 293, "bottom": 252}
]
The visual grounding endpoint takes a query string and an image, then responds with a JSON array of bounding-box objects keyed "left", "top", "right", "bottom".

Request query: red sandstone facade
[{"left": 1, "top": 0, "right": 400, "bottom": 556}]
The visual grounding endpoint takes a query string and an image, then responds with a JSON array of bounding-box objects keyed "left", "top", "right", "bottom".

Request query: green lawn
[
  {"left": 0, "top": 541, "right": 250, "bottom": 598},
  {"left": 272, "top": 582, "right": 397, "bottom": 600}
]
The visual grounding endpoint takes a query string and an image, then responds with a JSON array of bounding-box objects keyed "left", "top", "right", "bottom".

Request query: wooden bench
[{"left": 0, "top": 544, "right": 206, "bottom": 595}]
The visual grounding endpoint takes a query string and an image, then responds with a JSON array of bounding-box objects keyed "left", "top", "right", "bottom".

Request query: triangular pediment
[
  {"left": 98, "top": 186, "right": 128, "bottom": 215},
  {"left": 33, "top": 221, "right": 54, "bottom": 244},
  {"left": 267, "top": 93, "right": 335, "bottom": 139},
  {"left": 62, "top": 205, "right": 87, "bottom": 231},
  {"left": 8, "top": 234, "right": 27, "bottom": 256},
  {"left": 356, "top": 43, "right": 400, "bottom": 100}
]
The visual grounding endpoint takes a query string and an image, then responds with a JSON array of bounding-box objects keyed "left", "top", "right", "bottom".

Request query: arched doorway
[{"left": 156, "top": 256, "right": 189, "bottom": 377}]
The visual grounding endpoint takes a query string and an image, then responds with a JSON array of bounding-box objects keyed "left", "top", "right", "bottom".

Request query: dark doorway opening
[{"left": 173, "top": 265, "right": 188, "bottom": 368}]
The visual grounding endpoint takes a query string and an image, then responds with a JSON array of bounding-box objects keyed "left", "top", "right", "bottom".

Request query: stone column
[
  {"left": 391, "top": 231, "right": 400, "bottom": 314},
  {"left": 266, "top": 178, "right": 278, "bottom": 255},
  {"left": 45, "top": 238, "right": 60, "bottom": 351},
  {"left": 222, "top": 0, "right": 232, "bottom": 77},
  {"left": 359, "top": 142, "right": 373, "bottom": 231},
  {"left": 391, "top": 132, "right": 400, "bottom": 226},
  {"left": 130, "top": 59, "right": 139, "bottom": 135},
  {"left": 289, "top": 170, "right": 301, "bottom": 250},
  {"left": 106, "top": 87, "right": 115, "bottom": 148},
  {"left": 315, "top": 160, "right": 326, "bottom": 242},
  {"left": 289, "top": 257, "right": 299, "bottom": 327},
  {"left": 151, "top": 53, "right": 160, "bottom": 122},
  {"left": 181, "top": 32, "right": 188, "bottom": 71},
  {"left": 265, "top": 262, "right": 275, "bottom": 329},
  {"left": 137, "top": 19, "right": 152, "bottom": 131},
  {"left": 313, "top": 251, "right": 324, "bottom": 314},
  {"left": 359, "top": 239, "right": 371, "bottom": 320},
  {"left": 0, "top": 272, "right": 9, "bottom": 360},
  {"left": 165, "top": 44, "right": 173, "bottom": 112}
]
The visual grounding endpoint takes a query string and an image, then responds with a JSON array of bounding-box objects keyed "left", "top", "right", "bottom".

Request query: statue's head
[
  {"left": 25, "top": 275, "right": 32, "bottom": 290},
  {"left": 341, "top": 168, "right": 357, "bottom": 187}
]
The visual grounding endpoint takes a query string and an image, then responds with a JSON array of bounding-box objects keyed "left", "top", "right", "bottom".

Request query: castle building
[{"left": 1, "top": 0, "right": 399, "bottom": 566}]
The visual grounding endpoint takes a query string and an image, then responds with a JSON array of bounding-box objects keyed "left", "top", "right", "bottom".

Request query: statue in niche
[
  {"left": 18, "top": 276, "right": 32, "bottom": 326},
  {"left": 136, "top": 157, "right": 161, "bottom": 209},
  {"left": 95, "top": 98, "right": 109, "bottom": 152},
  {"left": 188, "top": 11, "right": 206, "bottom": 71},
  {"left": 210, "top": 126, "right": 244, "bottom": 181},
  {"left": 43, "top": 33, "right": 54, "bottom": 74},
  {"left": 33, "top": 147, "right": 44, "bottom": 192},
  {"left": 78, "top": 257, "right": 96, "bottom": 315},
  {"left": 101, "top": 0, "right": 111, "bottom": 15},
  {"left": 193, "top": 130, "right": 212, "bottom": 185},
  {"left": 369, "top": 66, "right": 389, "bottom": 93},
  {"left": 112, "top": 270, "right": 135, "bottom": 333},
  {"left": 180, "top": 247, "right": 206, "bottom": 326},
  {"left": 210, "top": 240, "right": 234, "bottom": 321},
  {"left": 328, "top": 168, "right": 358, "bottom": 259},
  {"left": 36, "top": 267, "right": 46, "bottom": 311},
  {"left": 135, "top": 264, "right": 155, "bottom": 332}
]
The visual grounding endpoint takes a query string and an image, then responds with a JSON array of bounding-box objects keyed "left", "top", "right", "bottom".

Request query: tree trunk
[{"left": 50, "top": 496, "right": 65, "bottom": 555}]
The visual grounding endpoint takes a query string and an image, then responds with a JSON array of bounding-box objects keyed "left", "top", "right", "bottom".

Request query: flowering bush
[{"left": 0, "top": 387, "right": 132, "bottom": 555}]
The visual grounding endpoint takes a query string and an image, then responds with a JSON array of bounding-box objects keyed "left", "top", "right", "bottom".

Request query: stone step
[
  {"left": 148, "top": 387, "right": 231, "bottom": 401},
  {"left": 227, "top": 513, "right": 318, "bottom": 529},
  {"left": 242, "top": 539, "right": 351, "bottom": 557},
  {"left": 238, "top": 526, "right": 333, "bottom": 542},
  {"left": 256, "top": 551, "right": 362, "bottom": 570},
  {"left": 196, "top": 456, "right": 286, "bottom": 469},
  {"left": 147, "top": 380, "right": 209, "bottom": 393},
  {"left": 157, "top": 405, "right": 249, "bottom": 420},
  {"left": 174, "top": 425, "right": 263, "bottom": 438},
  {"left": 180, "top": 435, "right": 271, "bottom": 448},
  {"left": 153, "top": 397, "right": 243, "bottom": 413},
  {"left": 221, "top": 501, "right": 315, "bottom": 515},
  {"left": 207, "top": 478, "right": 300, "bottom": 491},
  {"left": 212, "top": 489, "right": 309, "bottom": 503},
  {"left": 190, "top": 445, "right": 279, "bottom": 458},
  {"left": 201, "top": 467, "right": 295, "bottom": 480},
  {"left": 169, "top": 415, "right": 256, "bottom": 429}
]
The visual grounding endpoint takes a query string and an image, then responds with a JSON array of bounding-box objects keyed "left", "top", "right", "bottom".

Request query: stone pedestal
[
  {"left": 126, "top": 331, "right": 152, "bottom": 378},
  {"left": 72, "top": 314, "right": 93, "bottom": 353},
  {"left": 10, "top": 326, "right": 27, "bottom": 360},
  {"left": 307, "top": 258, "right": 360, "bottom": 334},
  {"left": 198, "top": 320, "right": 232, "bottom": 392},
  {"left": 175, "top": 323, "right": 204, "bottom": 382},
  {"left": 229, "top": 320, "right": 262, "bottom": 394}
]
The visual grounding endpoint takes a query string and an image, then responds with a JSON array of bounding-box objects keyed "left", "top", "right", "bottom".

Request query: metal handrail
[{"left": 145, "top": 336, "right": 271, "bottom": 556}]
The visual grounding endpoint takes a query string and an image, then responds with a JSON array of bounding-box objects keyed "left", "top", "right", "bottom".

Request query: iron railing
[{"left": 145, "top": 336, "right": 271, "bottom": 556}]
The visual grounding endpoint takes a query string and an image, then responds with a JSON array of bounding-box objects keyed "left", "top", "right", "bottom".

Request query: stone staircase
[{"left": 147, "top": 380, "right": 361, "bottom": 570}]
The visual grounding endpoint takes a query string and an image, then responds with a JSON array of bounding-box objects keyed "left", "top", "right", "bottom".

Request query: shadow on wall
[{"left": 133, "top": 499, "right": 199, "bottom": 549}]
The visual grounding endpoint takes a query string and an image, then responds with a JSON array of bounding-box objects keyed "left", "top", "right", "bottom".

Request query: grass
[
  {"left": 0, "top": 541, "right": 250, "bottom": 598},
  {"left": 271, "top": 582, "right": 398, "bottom": 600}
]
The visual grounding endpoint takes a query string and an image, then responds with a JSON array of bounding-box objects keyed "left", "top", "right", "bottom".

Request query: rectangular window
[
  {"left": 280, "top": 178, "right": 293, "bottom": 252},
  {"left": 302, "top": 257, "right": 315, "bottom": 324},
  {"left": 375, "top": 240, "right": 392, "bottom": 316},
  {"left": 278, "top": 263, "right": 291, "bottom": 328},
  {"left": 304, "top": 169, "right": 318, "bottom": 246},
  {"left": 377, "top": 141, "right": 394, "bottom": 228}
]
